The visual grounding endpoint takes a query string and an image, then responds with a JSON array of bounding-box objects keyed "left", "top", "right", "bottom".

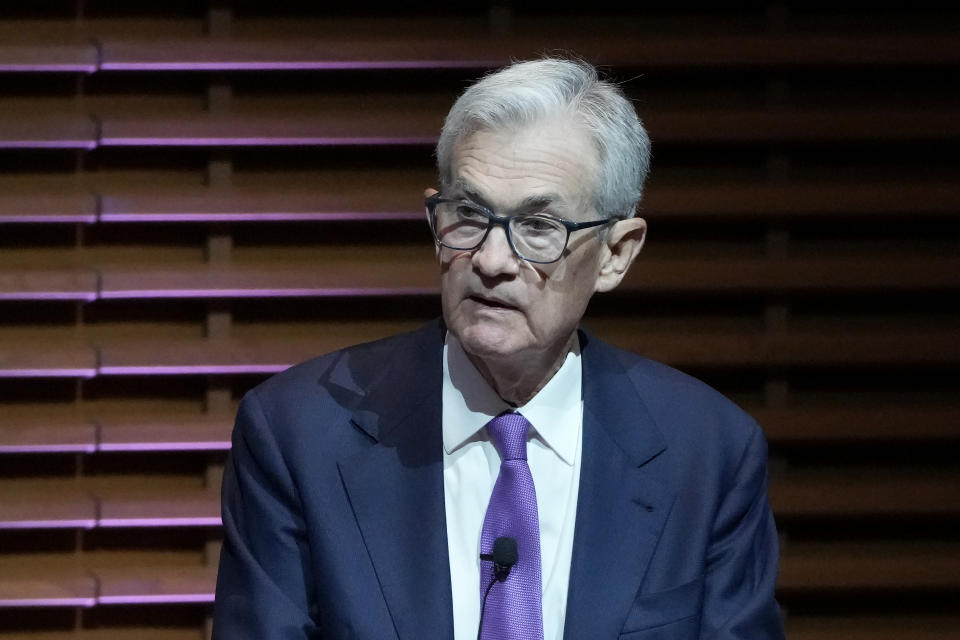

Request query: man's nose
[{"left": 472, "top": 225, "right": 520, "bottom": 276}]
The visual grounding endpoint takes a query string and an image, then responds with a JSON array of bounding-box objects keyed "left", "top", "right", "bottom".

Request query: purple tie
[{"left": 479, "top": 412, "right": 544, "bottom": 640}]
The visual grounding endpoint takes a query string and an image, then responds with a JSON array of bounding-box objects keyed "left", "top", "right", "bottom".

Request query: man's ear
[
  {"left": 595, "top": 217, "right": 647, "bottom": 293},
  {"left": 424, "top": 188, "right": 440, "bottom": 258}
]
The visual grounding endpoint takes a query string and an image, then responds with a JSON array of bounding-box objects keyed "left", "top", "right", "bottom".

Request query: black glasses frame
[{"left": 425, "top": 193, "right": 616, "bottom": 264}]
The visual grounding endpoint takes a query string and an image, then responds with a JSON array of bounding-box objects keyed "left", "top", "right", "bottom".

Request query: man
[{"left": 213, "top": 58, "right": 784, "bottom": 639}]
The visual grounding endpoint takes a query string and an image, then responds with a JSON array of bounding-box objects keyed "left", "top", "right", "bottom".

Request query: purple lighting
[
  {"left": 0, "top": 213, "right": 97, "bottom": 224},
  {"left": 0, "top": 443, "right": 97, "bottom": 454},
  {"left": 0, "top": 64, "right": 97, "bottom": 73},
  {"left": 0, "top": 292, "right": 97, "bottom": 301},
  {"left": 99, "top": 136, "right": 438, "bottom": 146},
  {"left": 99, "top": 210, "right": 422, "bottom": 223},
  {"left": 99, "top": 365, "right": 289, "bottom": 375},
  {"left": 0, "top": 597, "right": 96, "bottom": 608},
  {"left": 0, "top": 140, "right": 97, "bottom": 150},
  {"left": 100, "top": 286, "right": 437, "bottom": 299},
  {"left": 99, "top": 593, "right": 215, "bottom": 604},
  {"left": 99, "top": 516, "right": 222, "bottom": 527},
  {"left": 0, "top": 369, "right": 97, "bottom": 378},
  {"left": 99, "top": 441, "right": 230, "bottom": 452},
  {"left": 101, "top": 60, "right": 497, "bottom": 72},
  {"left": 0, "top": 519, "right": 96, "bottom": 529}
]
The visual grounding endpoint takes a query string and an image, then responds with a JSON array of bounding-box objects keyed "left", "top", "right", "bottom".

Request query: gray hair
[{"left": 436, "top": 57, "right": 651, "bottom": 219}]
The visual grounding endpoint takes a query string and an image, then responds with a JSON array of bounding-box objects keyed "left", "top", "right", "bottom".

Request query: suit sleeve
[
  {"left": 700, "top": 425, "right": 785, "bottom": 639},
  {"left": 213, "top": 390, "right": 320, "bottom": 639}
]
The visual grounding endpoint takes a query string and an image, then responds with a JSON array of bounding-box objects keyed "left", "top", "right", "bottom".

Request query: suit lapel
[
  {"left": 564, "top": 332, "right": 673, "bottom": 639},
  {"left": 337, "top": 322, "right": 454, "bottom": 640}
]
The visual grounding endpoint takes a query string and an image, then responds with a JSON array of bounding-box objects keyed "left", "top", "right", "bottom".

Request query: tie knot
[{"left": 486, "top": 412, "right": 531, "bottom": 461}]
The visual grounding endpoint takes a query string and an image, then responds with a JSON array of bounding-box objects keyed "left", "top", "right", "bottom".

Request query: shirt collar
[{"left": 442, "top": 332, "right": 582, "bottom": 466}]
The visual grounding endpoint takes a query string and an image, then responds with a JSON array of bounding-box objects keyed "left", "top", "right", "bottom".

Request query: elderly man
[{"left": 213, "top": 58, "right": 784, "bottom": 639}]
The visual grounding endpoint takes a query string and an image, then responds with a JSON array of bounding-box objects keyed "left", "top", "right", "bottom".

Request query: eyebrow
[{"left": 453, "top": 181, "right": 566, "bottom": 214}]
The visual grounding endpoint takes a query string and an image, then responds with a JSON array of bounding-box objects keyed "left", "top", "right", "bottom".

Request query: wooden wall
[{"left": 1, "top": 1, "right": 958, "bottom": 638}]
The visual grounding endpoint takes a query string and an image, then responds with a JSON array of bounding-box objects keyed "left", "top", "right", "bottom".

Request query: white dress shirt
[{"left": 442, "top": 332, "right": 583, "bottom": 640}]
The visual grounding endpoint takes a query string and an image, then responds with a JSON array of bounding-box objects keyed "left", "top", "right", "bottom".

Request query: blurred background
[{"left": 0, "top": 1, "right": 958, "bottom": 638}]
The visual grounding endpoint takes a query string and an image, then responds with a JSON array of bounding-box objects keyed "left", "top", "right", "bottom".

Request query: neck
[{"left": 466, "top": 332, "right": 577, "bottom": 406}]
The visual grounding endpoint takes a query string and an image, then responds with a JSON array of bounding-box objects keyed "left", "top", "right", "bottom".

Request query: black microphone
[
  {"left": 478, "top": 536, "right": 518, "bottom": 640},
  {"left": 480, "top": 536, "right": 518, "bottom": 581}
]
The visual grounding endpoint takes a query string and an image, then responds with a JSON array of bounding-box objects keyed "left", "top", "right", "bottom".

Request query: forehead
[{"left": 450, "top": 118, "right": 598, "bottom": 213}]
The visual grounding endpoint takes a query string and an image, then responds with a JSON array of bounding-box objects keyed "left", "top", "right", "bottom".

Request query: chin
[{"left": 454, "top": 322, "right": 528, "bottom": 360}]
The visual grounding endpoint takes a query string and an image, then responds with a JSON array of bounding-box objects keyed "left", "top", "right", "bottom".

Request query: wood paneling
[{"left": 0, "top": 2, "right": 957, "bottom": 638}]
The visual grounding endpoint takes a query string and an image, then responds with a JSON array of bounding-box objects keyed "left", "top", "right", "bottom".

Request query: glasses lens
[
  {"left": 510, "top": 215, "right": 568, "bottom": 262},
  {"left": 433, "top": 201, "right": 489, "bottom": 249}
]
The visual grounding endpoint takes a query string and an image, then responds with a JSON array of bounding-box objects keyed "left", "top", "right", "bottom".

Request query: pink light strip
[
  {"left": 0, "top": 369, "right": 96, "bottom": 378},
  {"left": 0, "top": 140, "right": 96, "bottom": 149},
  {"left": 0, "top": 64, "right": 97, "bottom": 72},
  {"left": 99, "top": 517, "right": 222, "bottom": 527},
  {"left": 99, "top": 365, "right": 288, "bottom": 375},
  {"left": 0, "top": 444, "right": 97, "bottom": 454},
  {"left": 0, "top": 214, "right": 97, "bottom": 223},
  {"left": 99, "top": 441, "right": 230, "bottom": 452},
  {"left": 98, "top": 593, "right": 214, "bottom": 604},
  {"left": 0, "top": 597, "right": 96, "bottom": 608},
  {"left": 100, "top": 287, "right": 437, "bottom": 299},
  {"left": 100, "top": 136, "right": 437, "bottom": 146},
  {"left": 0, "top": 292, "right": 98, "bottom": 301},
  {"left": 99, "top": 211, "right": 421, "bottom": 222},
  {"left": 101, "top": 60, "right": 496, "bottom": 71},
  {"left": 0, "top": 519, "right": 96, "bottom": 529}
]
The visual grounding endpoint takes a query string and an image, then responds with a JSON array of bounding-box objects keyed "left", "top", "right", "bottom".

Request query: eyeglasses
[{"left": 425, "top": 193, "right": 616, "bottom": 264}]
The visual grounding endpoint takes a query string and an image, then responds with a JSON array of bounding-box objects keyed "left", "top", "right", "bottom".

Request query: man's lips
[{"left": 468, "top": 294, "right": 518, "bottom": 310}]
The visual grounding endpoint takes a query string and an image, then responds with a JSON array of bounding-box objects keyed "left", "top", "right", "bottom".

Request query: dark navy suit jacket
[{"left": 213, "top": 320, "right": 784, "bottom": 639}]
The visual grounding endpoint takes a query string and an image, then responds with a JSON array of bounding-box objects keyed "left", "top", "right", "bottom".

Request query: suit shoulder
[
  {"left": 254, "top": 321, "right": 439, "bottom": 397},
  {"left": 243, "top": 320, "right": 441, "bottom": 429},
  {"left": 603, "top": 340, "right": 764, "bottom": 447}
]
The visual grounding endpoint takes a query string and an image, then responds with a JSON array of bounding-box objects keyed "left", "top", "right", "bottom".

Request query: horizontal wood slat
[
  {"left": 98, "top": 492, "right": 220, "bottom": 528},
  {"left": 0, "top": 485, "right": 218, "bottom": 530},
  {"left": 0, "top": 566, "right": 215, "bottom": 607},
  {"left": 770, "top": 474, "right": 960, "bottom": 518},
  {"left": 0, "top": 490, "right": 96, "bottom": 530},
  {"left": 0, "top": 193, "right": 98, "bottom": 224},
  {"left": 3, "top": 255, "right": 957, "bottom": 301},
  {"left": 0, "top": 573, "right": 97, "bottom": 608},
  {"left": 0, "top": 632, "right": 205, "bottom": 640},
  {"left": 753, "top": 406, "right": 960, "bottom": 443},
  {"left": 2, "top": 466, "right": 956, "bottom": 530},
  {"left": 3, "top": 542, "right": 955, "bottom": 607},
  {"left": 0, "top": 414, "right": 231, "bottom": 453},
  {"left": 3, "top": 327, "right": 958, "bottom": 378},
  {"left": 5, "top": 405, "right": 956, "bottom": 455},
  {"left": 96, "top": 566, "right": 218, "bottom": 604},
  {"left": 0, "top": 421, "right": 97, "bottom": 453},
  {"left": 98, "top": 416, "right": 233, "bottom": 452},
  {"left": 4, "top": 107, "right": 959, "bottom": 150},
  {"left": 97, "top": 259, "right": 437, "bottom": 299},
  {"left": 0, "top": 42, "right": 97, "bottom": 73},
  {"left": 2, "top": 181, "right": 955, "bottom": 224},
  {"left": 0, "top": 337, "right": 97, "bottom": 378},
  {"left": 778, "top": 543, "right": 960, "bottom": 592},
  {"left": 95, "top": 330, "right": 422, "bottom": 375},
  {"left": 97, "top": 256, "right": 960, "bottom": 296},
  {"left": 593, "top": 327, "right": 960, "bottom": 368},
  {"left": 97, "top": 108, "right": 442, "bottom": 147},
  {"left": 0, "top": 269, "right": 98, "bottom": 301},
  {"left": 99, "top": 185, "right": 427, "bottom": 223},
  {"left": 96, "top": 181, "right": 960, "bottom": 222},
  {"left": 4, "top": 32, "right": 960, "bottom": 73},
  {"left": 0, "top": 114, "right": 97, "bottom": 150},
  {"left": 95, "top": 33, "right": 960, "bottom": 70},
  {"left": 785, "top": 616, "right": 960, "bottom": 640}
]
